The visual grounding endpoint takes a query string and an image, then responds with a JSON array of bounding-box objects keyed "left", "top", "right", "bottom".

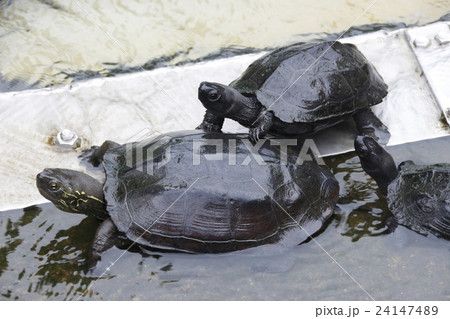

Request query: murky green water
[{"left": 0, "top": 0, "right": 449, "bottom": 301}]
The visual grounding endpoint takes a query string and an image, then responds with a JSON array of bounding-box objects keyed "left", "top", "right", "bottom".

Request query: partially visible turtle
[
  {"left": 36, "top": 131, "right": 339, "bottom": 267},
  {"left": 198, "top": 41, "right": 389, "bottom": 143},
  {"left": 354, "top": 135, "right": 450, "bottom": 240}
]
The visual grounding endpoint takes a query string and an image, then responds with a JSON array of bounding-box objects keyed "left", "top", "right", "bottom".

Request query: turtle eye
[
  {"left": 49, "top": 181, "right": 60, "bottom": 191},
  {"left": 356, "top": 143, "right": 368, "bottom": 157},
  {"left": 365, "top": 138, "right": 380, "bottom": 154},
  {"left": 207, "top": 90, "right": 220, "bottom": 102}
]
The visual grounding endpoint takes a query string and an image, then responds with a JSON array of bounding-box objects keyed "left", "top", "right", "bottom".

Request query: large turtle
[
  {"left": 197, "top": 41, "right": 389, "bottom": 143},
  {"left": 354, "top": 135, "right": 450, "bottom": 240},
  {"left": 36, "top": 131, "right": 339, "bottom": 266}
]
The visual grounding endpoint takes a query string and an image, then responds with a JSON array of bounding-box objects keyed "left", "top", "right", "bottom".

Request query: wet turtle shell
[
  {"left": 387, "top": 163, "right": 450, "bottom": 239},
  {"left": 102, "top": 131, "right": 339, "bottom": 253},
  {"left": 230, "top": 41, "right": 388, "bottom": 123}
]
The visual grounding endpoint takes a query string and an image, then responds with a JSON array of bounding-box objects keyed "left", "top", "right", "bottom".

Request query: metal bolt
[
  {"left": 435, "top": 30, "right": 450, "bottom": 45},
  {"left": 413, "top": 35, "right": 431, "bottom": 48},
  {"left": 55, "top": 129, "right": 80, "bottom": 149}
]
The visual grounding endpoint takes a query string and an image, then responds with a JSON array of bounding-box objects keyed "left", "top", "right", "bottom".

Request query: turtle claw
[
  {"left": 249, "top": 111, "right": 273, "bottom": 143},
  {"left": 197, "top": 121, "right": 222, "bottom": 132},
  {"left": 197, "top": 112, "right": 224, "bottom": 132},
  {"left": 249, "top": 128, "right": 261, "bottom": 144}
]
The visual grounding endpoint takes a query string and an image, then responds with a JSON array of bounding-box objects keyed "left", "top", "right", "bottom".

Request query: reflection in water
[
  {"left": 0, "top": 206, "right": 40, "bottom": 277},
  {"left": 0, "top": 204, "right": 166, "bottom": 300},
  {"left": 326, "top": 153, "right": 392, "bottom": 242},
  {"left": 0, "top": 205, "right": 98, "bottom": 299},
  {"left": 342, "top": 202, "right": 391, "bottom": 242},
  {"left": 32, "top": 216, "right": 99, "bottom": 298}
]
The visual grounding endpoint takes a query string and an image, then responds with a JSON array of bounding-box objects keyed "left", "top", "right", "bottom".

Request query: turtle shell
[
  {"left": 230, "top": 41, "right": 388, "bottom": 123},
  {"left": 387, "top": 163, "right": 450, "bottom": 239},
  {"left": 101, "top": 130, "right": 339, "bottom": 253}
]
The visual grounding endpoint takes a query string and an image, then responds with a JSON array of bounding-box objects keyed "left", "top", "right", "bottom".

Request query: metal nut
[
  {"left": 413, "top": 35, "right": 431, "bottom": 48},
  {"left": 55, "top": 129, "right": 80, "bottom": 149},
  {"left": 435, "top": 30, "right": 450, "bottom": 45}
]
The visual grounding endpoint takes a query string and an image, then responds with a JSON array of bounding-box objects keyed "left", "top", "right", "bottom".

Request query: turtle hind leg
[
  {"left": 353, "top": 109, "right": 390, "bottom": 146},
  {"left": 86, "top": 218, "right": 119, "bottom": 271}
]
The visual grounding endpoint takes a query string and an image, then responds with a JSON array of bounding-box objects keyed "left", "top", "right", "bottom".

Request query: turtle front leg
[
  {"left": 249, "top": 110, "right": 274, "bottom": 143},
  {"left": 80, "top": 140, "right": 120, "bottom": 167},
  {"left": 353, "top": 109, "right": 390, "bottom": 146},
  {"left": 87, "top": 218, "right": 119, "bottom": 270},
  {"left": 196, "top": 110, "right": 225, "bottom": 132}
]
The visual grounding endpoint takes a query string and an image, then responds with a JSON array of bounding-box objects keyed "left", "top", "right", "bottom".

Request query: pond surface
[
  {"left": 0, "top": 0, "right": 449, "bottom": 91},
  {"left": 1, "top": 136, "right": 449, "bottom": 300}
]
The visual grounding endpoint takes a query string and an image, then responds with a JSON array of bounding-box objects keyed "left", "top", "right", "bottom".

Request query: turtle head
[
  {"left": 198, "top": 82, "right": 239, "bottom": 115},
  {"left": 354, "top": 135, "right": 398, "bottom": 196},
  {"left": 36, "top": 168, "right": 108, "bottom": 220},
  {"left": 198, "top": 81, "right": 263, "bottom": 121}
]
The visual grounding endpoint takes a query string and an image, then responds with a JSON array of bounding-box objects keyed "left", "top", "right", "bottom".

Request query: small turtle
[
  {"left": 36, "top": 131, "right": 339, "bottom": 267},
  {"left": 354, "top": 135, "right": 450, "bottom": 240},
  {"left": 197, "top": 41, "right": 389, "bottom": 143}
]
